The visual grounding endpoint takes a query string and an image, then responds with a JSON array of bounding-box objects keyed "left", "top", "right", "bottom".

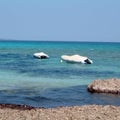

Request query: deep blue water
[{"left": 0, "top": 40, "right": 120, "bottom": 108}]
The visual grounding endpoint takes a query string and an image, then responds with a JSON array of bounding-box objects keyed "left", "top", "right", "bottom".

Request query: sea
[{"left": 0, "top": 40, "right": 120, "bottom": 108}]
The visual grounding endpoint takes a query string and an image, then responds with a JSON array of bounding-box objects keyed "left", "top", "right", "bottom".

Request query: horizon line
[{"left": 0, "top": 39, "right": 120, "bottom": 43}]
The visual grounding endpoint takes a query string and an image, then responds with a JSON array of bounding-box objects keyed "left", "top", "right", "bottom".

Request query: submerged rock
[{"left": 88, "top": 78, "right": 120, "bottom": 94}]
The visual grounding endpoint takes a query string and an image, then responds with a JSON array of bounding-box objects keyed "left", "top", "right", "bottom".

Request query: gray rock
[{"left": 88, "top": 78, "right": 120, "bottom": 94}]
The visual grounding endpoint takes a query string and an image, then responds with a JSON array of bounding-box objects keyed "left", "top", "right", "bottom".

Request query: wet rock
[{"left": 0, "top": 104, "right": 35, "bottom": 110}]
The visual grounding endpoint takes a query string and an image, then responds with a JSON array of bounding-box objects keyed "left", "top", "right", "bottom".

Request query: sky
[{"left": 0, "top": 0, "right": 120, "bottom": 42}]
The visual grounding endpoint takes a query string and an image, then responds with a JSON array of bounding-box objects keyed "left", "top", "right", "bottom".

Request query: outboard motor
[
  {"left": 40, "top": 55, "right": 48, "bottom": 59},
  {"left": 84, "top": 59, "right": 92, "bottom": 64}
]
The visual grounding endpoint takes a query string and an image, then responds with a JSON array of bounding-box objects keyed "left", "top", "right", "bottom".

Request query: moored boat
[
  {"left": 33, "top": 52, "right": 49, "bottom": 59},
  {"left": 61, "top": 54, "right": 93, "bottom": 64}
]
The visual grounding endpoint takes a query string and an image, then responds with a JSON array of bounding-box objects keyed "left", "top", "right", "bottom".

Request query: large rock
[{"left": 88, "top": 78, "right": 120, "bottom": 94}]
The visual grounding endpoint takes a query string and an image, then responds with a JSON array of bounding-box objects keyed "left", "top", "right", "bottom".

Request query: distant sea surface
[{"left": 0, "top": 40, "right": 120, "bottom": 108}]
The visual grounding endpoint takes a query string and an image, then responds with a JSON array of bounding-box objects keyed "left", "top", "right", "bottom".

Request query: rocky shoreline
[
  {"left": 1, "top": 78, "right": 120, "bottom": 120},
  {"left": 0, "top": 104, "right": 120, "bottom": 120}
]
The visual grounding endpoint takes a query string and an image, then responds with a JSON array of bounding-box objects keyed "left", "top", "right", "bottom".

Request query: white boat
[
  {"left": 33, "top": 52, "right": 49, "bottom": 59},
  {"left": 61, "top": 54, "right": 93, "bottom": 64}
]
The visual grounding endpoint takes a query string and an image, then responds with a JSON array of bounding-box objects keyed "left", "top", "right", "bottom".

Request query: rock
[
  {"left": 0, "top": 104, "right": 35, "bottom": 110},
  {"left": 88, "top": 78, "right": 120, "bottom": 94}
]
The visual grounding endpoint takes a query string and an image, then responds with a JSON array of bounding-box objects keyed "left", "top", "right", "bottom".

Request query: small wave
[{"left": 25, "top": 96, "right": 52, "bottom": 102}]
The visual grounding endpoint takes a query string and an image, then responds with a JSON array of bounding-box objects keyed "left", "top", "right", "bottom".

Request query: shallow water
[{"left": 0, "top": 41, "right": 120, "bottom": 107}]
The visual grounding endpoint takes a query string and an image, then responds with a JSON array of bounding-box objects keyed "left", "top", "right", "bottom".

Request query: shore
[
  {"left": 0, "top": 104, "right": 120, "bottom": 120},
  {"left": 0, "top": 79, "right": 120, "bottom": 120}
]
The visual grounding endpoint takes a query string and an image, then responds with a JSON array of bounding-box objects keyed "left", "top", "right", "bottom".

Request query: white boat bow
[{"left": 33, "top": 52, "right": 49, "bottom": 59}]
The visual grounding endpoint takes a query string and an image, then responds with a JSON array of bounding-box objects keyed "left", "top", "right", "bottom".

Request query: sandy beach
[{"left": 0, "top": 104, "right": 120, "bottom": 120}]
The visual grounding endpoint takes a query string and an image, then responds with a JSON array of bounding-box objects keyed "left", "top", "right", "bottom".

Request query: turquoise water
[{"left": 0, "top": 41, "right": 120, "bottom": 108}]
